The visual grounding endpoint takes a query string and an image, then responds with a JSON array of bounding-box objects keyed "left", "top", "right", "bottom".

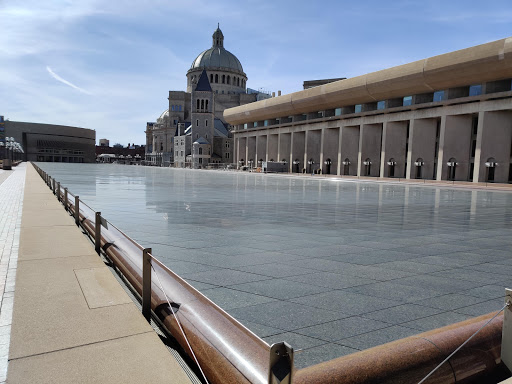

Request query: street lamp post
[{"left": 2, "top": 137, "right": 13, "bottom": 170}]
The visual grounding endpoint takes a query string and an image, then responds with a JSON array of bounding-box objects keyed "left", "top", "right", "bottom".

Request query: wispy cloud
[{"left": 46, "top": 66, "right": 91, "bottom": 95}]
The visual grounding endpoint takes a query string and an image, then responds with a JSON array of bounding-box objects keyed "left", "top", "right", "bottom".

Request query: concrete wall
[
  {"left": 322, "top": 128, "right": 340, "bottom": 175},
  {"left": 381, "top": 121, "right": 408, "bottom": 178},
  {"left": 359, "top": 124, "right": 382, "bottom": 177},
  {"left": 278, "top": 133, "right": 291, "bottom": 166},
  {"left": 476, "top": 111, "right": 512, "bottom": 183},
  {"left": 407, "top": 118, "right": 438, "bottom": 180},
  {"left": 306, "top": 130, "right": 321, "bottom": 172},
  {"left": 292, "top": 131, "right": 306, "bottom": 172},
  {"left": 340, "top": 126, "right": 360, "bottom": 176},
  {"left": 268, "top": 134, "right": 278, "bottom": 162},
  {"left": 438, "top": 114, "right": 472, "bottom": 181}
]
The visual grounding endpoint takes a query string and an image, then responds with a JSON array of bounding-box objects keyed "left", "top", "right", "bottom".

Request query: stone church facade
[{"left": 145, "top": 25, "right": 270, "bottom": 167}]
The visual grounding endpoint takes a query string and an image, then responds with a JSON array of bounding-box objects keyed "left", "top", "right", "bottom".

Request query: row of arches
[
  {"left": 196, "top": 99, "right": 209, "bottom": 112},
  {"left": 209, "top": 73, "right": 245, "bottom": 88}
]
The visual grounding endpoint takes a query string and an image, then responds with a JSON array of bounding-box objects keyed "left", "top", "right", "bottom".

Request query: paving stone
[
  {"left": 291, "top": 291, "right": 401, "bottom": 316},
  {"left": 229, "top": 279, "right": 330, "bottom": 300},
  {"left": 228, "top": 300, "right": 346, "bottom": 332},
  {"left": 337, "top": 325, "right": 420, "bottom": 350},
  {"left": 296, "top": 316, "right": 389, "bottom": 343}
]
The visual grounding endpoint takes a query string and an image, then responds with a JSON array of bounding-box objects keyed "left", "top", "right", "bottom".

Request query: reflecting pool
[{"left": 37, "top": 163, "right": 512, "bottom": 368}]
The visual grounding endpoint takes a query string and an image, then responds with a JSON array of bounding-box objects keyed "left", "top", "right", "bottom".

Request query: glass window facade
[
  {"left": 355, "top": 104, "right": 362, "bottom": 113},
  {"left": 403, "top": 96, "right": 412, "bottom": 106},
  {"left": 377, "top": 101, "right": 386, "bottom": 110},
  {"left": 469, "top": 84, "right": 482, "bottom": 97},
  {"left": 433, "top": 91, "right": 444, "bottom": 102}
]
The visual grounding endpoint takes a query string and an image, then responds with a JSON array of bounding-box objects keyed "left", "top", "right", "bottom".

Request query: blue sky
[{"left": 2, "top": 0, "right": 511, "bottom": 146}]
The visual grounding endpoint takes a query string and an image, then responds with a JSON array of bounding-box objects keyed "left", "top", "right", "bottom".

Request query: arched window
[
  {"left": 171, "top": 105, "right": 174, "bottom": 111},
  {"left": 237, "top": 78, "right": 240, "bottom": 87},
  {"left": 222, "top": 75, "right": 225, "bottom": 84},
  {"left": 196, "top": 119, "right": 199, "bottom": 127},
  {"left": 227, "top": 76, "right": 230, "bottom": 85},
  {"left": 205, "top": 100, "right": 208, "bottom": 111},
  {"left": 201, "top": 99, "right": 204, "bottom": 111},
  {"left": 199, "top": 148, "right": 203, "bottom": 155},
  {"left": 210, "top": 74, "right": 213, "bottom": 83},
  {"left": 196, "top": 99, "right": 200, "bottom": 110},
  {"left": 205, "top": 120, "right": 208, "bottom": 127}
]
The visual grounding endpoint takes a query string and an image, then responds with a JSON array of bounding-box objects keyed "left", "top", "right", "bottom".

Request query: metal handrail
[{"left": 31, "top": 163, "right": 291, "bottom": 384}]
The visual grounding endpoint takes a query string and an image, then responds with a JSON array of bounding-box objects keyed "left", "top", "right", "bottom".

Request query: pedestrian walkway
[
  {"left": 0, "top": 164, "right": 25, "bottom": 383},
  {"left": 5, "top": 163, "right": 193, "bottom": 384}
]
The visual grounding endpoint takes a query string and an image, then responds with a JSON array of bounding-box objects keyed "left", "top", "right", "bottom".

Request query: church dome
[{"left": 189, "top": 26, "right": 244, "bottom": 74}]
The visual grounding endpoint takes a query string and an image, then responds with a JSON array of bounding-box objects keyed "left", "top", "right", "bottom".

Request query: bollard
[
  {"left": 75, "top": 196, "right": 80, "bottom": 226},
  {"left": 269, "top": 342, "right": 294, "bottom": 384},
  {"left": 95, "top": 212, "right": 101, "bottom": 255},
  {"left": 142, "top": 248, "right": 152, "bottom": 322},
  {"left": 57, "top": 182, "right": 61, "bottom": 202},
  {"left": 64, "top": 188, "right": 68, "bottom": 211}
]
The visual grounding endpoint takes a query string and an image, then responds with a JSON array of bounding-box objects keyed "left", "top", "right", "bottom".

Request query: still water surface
[{"left": 36, "top": 163, "right": 512, "bottom": 368}]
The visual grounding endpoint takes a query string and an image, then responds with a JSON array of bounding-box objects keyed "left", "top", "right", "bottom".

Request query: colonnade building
[{"left": 224, "top": 38, "right": 512, "bottom": 184}]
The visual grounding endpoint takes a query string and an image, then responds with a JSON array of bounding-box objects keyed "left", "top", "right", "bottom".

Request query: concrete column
[
  {"left": 337, "top": 127, "right": 343, "bottom": 176},
  {"left": 438, "top": 114, "right": 472, "bottom": 181},
  {"left": 406, "top": 118, "right": 437, "bottom": 180},
  {"left": 359, "top": 123, "right": 383, "bottom": 177},
  {"left": 380, "top": 122, "right": 388, "bottom": 178},
  {"left": 319, "top": 129, "right": 325, "bottom": 171},
  {"left": 340, "top": 126, "right": 360, "bottom": 176},
  {"left": 474, "top": 111, "right": 512, "bottom": 183},
  {"left": 435, "top": 116, "right": 447, "bottom": 181}
]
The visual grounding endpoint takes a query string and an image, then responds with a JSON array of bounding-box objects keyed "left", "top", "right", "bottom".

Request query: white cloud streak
[{"left": 46, "top": 66, "right": 92, "bottom": 95}]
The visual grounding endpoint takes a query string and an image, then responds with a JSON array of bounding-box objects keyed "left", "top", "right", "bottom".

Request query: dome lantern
[{"left": 212, "top": 23, "right": 224, "bottom": 48}]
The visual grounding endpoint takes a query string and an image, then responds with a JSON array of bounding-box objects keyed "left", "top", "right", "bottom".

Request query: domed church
[{"left": 145, "top": 25, "right": 270, "bottom": 167}]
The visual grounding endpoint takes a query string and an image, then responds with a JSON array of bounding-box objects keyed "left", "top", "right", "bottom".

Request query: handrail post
[
  {"left": 52, "top": 178, "right": 56, "bottom": 194},
  {"left": 95, "top": 212, "right": 101, "bottom": 255},
  {"left": 142, "top": 248, "right": 152, "bottom": 322},
  {"left": 57, "top": 182, "right": 61, "bottom": 202},
  {"left": 269, "top": 342, "right": 294, "bottom": 384},
  {"left": 502, "top": 288, "right": 512, "bottom": 371},
  {"left": 75, "top": 196, "right": 80, "bottom": 226},
  {"left": 48, "top": 176, "right": 51, "bottom": 188},
  {"left": 64, "top": 188, "right": 68, "bottom": 211}
]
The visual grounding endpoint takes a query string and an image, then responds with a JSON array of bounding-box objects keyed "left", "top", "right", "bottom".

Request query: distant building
[
  {"left": 99, "top": 138, "right": 109, "bottom": 147},
  {"left": 95, "top": 144, "right": 145, "bottom": 164},
  {"left": 2, "top": 118, "right": 95, "bottom": 163},
  {"left": 145, "top": 25, "right": 270, "bottom": 167},
  {"left": 303, "top": 78, "right": 346, "bottom": 89}
]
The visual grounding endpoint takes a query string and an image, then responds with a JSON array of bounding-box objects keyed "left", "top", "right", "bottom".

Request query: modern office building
[
  {"left": 2, "top": 118, "right": 96, "bottom": 163},
  {"left": 225, "top": 37, "right": 512, "bottom": 184},
  {"left": 145, "top": 25, "right": 271, "bottom": 167}
]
